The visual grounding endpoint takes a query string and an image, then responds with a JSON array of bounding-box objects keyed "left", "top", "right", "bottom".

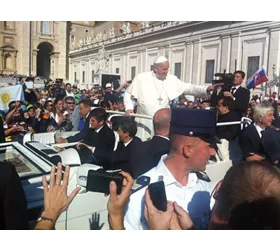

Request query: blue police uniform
[{"left": 124, "top": 108, "right": 218, "bottom": 230}]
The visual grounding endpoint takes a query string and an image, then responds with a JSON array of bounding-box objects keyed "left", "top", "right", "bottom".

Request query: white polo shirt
[{"left": 124, "top": 154, "right": 211, "bottom": 230}]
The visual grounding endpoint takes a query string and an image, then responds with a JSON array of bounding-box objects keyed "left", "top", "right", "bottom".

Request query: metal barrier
[
  {"left": 107, "top": 110, "right": 252, "bottom": 131},
  {"left": 106, "top": 111, "right": 252, "bottom": 163},
  {"left": 106, "top": 111, "right": 154, "bottom": 141},
  {"left": 106, "top": 110, "right": 153, "bottom": 121}
]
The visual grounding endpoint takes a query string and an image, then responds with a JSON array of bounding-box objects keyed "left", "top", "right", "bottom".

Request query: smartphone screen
[{"left": 148, "top": 181, "right": 167, "bottom": 211}]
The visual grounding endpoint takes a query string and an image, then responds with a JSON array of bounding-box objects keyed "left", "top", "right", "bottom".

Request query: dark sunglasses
[{"left": 66, "top": 102, "right": 75, "bottom": 104}]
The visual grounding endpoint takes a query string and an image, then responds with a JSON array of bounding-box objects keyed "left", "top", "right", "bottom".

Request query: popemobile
[{"left": 0, "top": 112, "right": 252, "bottom": 230}]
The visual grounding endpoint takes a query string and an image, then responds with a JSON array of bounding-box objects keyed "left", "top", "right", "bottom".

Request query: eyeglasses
[{"left": 66, "top": 102, "right": 75, "bottom": 104}]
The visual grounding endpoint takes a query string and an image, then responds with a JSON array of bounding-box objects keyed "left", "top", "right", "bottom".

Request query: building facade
[
  {"left": 0, "top": 21, "right": 68, "bottom": 80},
  {"left": 69, "top": 21, "right": 280, "bottom": 95}
]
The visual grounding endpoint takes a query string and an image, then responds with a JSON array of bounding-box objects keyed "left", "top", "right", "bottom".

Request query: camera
[
  {"left": 210, "top": 70, "right": 235, "bottom": 107},
  {"left": 212, "top": 70, "right": 234, "bottom": 91}
]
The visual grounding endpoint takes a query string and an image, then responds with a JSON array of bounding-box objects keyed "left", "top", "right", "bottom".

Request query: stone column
[
  {"left": 0, "top": 49, "right": 4, "bottom": 73},
  {"left": 229, "top": 32, "right": 241, "bottom": 73},
  {"left": 32, "top": 49, "right": 39, "bottom": 75},
  {"left": 220, "top": 34, "right": 231, "bottom": 73},
  {"left": 50, "top": 52, "right": 59, "bottom": 79},
  {"left": 267, "top": 27, "right": 280, "bottom": 79},
  {"left": 13, "top": 50, "right": 18, "bottom": 73},
  {"left": 191, "top": 39, "right": 201, "bottom": 84}
]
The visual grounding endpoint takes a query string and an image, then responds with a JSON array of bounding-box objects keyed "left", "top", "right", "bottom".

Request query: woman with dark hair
[
  {"left": 50, "top": 96, "right": 69, "bottom": 131},
  {"left": 101, "top": 100, "right": 110, "bottom": 110}
]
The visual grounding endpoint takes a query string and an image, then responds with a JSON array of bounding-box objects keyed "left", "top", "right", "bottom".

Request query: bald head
[{"left": 153, "top": 108, "right": 171, "bottom": 137}]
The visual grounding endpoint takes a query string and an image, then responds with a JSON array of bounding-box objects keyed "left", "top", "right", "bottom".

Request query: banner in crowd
[
  {"left": 247, "top": 66, "right": 269, "bottom": 89},
  {"left": 0, "top": 85, "right": 24, "bottom": 111}
]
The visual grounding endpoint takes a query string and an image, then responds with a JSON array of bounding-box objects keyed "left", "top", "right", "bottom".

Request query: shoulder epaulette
[
  {"left": 194, "top": 171, "right": 211, "bottom": 182},
  {"left": 131, "top": 175, "right": 151, "bottom": 194}
]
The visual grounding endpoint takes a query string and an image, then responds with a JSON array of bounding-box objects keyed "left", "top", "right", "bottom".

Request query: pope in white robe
[{"left": 124, "top": 56, "right": 222, "bottom": 141}]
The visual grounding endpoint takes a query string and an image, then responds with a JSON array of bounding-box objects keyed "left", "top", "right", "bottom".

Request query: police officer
[{"left": 124, "top": 108, "right": 218, "bottom": 230}]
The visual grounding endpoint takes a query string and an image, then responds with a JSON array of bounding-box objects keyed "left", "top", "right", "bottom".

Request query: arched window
[
  {"left": 41, "top": 21, "right": 50, "bottom": 34},
  {"left": 4, "top": 54, "right": 13, "bottom": 69}
]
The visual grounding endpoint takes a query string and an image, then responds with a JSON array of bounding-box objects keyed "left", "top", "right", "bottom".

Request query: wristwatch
[{"left": 37, "top": 216, "right": 54, "bottom": 223}]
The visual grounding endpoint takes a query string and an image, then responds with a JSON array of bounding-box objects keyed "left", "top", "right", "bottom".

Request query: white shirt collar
[
  {"left": 154, "top": 155, "right": 198, "bottom": 188},
  {"left": 66, "top": 91, "right": 74, "bottom": 96},
  {"left": 231, "top": 85, "right": 241, "bottom": 91},
  {"left": 124, "top": 138, "right": 133, "bottom": 147},
  {"left": 155, "top": 135, "right": 170, "bottom": 141},
  {"left": 254, "top": 123, "right": 265, "bottom": 138},
  {"left": 95, "top": 125, "right": 104, "bottom": 133}
]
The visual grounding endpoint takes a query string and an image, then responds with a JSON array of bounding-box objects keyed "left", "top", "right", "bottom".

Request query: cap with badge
[{"left": 170, "top": 108, "right": 219, "bottom": 144}]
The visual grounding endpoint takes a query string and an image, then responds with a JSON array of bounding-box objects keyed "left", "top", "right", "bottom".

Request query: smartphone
[
  {"left": 86, "top": 170, "right": 123, "bottom": 195},
  {"left": 148, "top": 181, "right": 167, "bottom": 212}
]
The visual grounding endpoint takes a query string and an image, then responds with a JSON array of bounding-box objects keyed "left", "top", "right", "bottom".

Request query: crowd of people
[
  {"left": 1, "top": 55, "right": 280, "bottom": 230},
  {"left": 0, "top": 77, "right": 132, "bottom": 144}
]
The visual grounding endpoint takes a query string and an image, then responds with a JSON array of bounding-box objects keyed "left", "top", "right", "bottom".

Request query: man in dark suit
[
  {"left": 216, "top": 97, "right": 240, "bottom": 141},
  {"left": 101, "top": 118, "right": 141, "bottom": 176},
  {"left": 0, "top": 162, "right": 28, "bottom": 229},
  {"left": 56, "top": 99, "right": 92, "bottom": 144},
  {"left": 75, "top": 108, "right": 115, "bottom": 166},
  {"left": 239, "top": 103, "right": 275, "bottom": 161},
  {"left": 111, "top": 98, "right": 127, "bottom": 132},
  {"left": 220, "top": 70, "right": 250, "bottom": 118},
  {"left": 262, "top": 127, "right": 280, "bottom": 165},
  {"left": 272, "top": 101, "right": 280, "bottom": 129},
  {"left": 133, "top": 108, "right": 171, "bottom": 178}
]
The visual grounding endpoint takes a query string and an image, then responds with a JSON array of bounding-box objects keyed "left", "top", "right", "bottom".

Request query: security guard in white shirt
[{"left": 124, "top": 108, "right": 219, "bottom": 230}]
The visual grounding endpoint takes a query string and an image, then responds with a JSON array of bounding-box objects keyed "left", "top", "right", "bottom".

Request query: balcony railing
[{"left": 39, "top": 33, "right": 54, "bottom": 39}]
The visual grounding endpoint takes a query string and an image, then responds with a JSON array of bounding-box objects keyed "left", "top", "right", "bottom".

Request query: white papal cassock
[{"left": 124, "top": 71, "right": 209, "bottom": 141}]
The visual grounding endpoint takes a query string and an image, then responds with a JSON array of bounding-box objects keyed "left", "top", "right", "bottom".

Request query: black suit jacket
[
  {"left": 67, "top": 112, "right": 93, "bottom": 145},
  {"left": 108, "top": 137, "right": 142, "bottom": 176},
  {"left": 262, "top": 127, "right": 280, "bottom": 164},
  {"left": 219, "top": 86, "right": 250, "bottom": 117},
  {"left": 273, "top": 114, "right": 280, "bottom": 129},
  {"left": 216, "top": 111, "right": 241, "bottom": 141},
  {"left": 79, "top": 124, "right": 116, "bottom": 165},
  {"left": 133, "top": 136, "right": 170, "bottom": 178},
  {"left": 239, "top": 124, "right": 265, "bottom": 160},
  {"left": 0, "top": 162, "right": 28, "bottom": 229}
]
